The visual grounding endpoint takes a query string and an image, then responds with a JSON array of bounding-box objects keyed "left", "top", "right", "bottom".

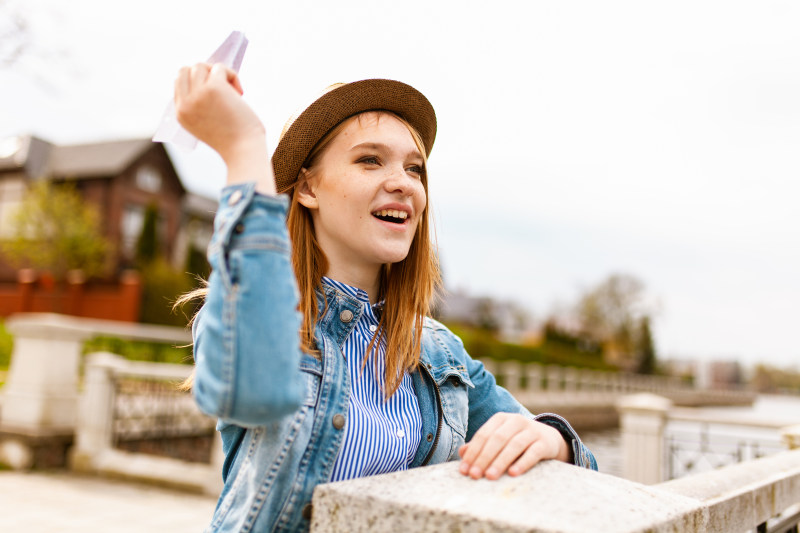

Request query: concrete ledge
[
  {"left": 71, "top": 448, "right": 220, "bottom": 495},
  {"left": 310, "top": 461, "right": 707, "bottom": 533},
  {"left": 659, "top": 449, "right": 800, "bottom": 533}
]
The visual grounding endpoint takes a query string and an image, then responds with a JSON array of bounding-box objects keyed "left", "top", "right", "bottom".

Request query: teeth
[{"left": 373, "top": 209, "right": 408, "bottom": 220}]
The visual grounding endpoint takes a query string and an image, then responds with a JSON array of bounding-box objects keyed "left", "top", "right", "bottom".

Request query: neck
[{"left": 324, "top": 263, "right": 382, "bottom": 304}]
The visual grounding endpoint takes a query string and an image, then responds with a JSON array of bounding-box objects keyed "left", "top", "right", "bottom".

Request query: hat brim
[{"left": 271, "top": 79, "right": 437, "bottom": 192}]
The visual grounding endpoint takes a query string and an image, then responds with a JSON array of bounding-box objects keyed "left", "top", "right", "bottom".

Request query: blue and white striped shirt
[{"left": 324, "top": 277, "right": 422, "bottom": 482}]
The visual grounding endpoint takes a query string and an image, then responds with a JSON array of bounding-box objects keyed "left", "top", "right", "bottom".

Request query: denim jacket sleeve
[
  {"left": 192, "top": 183, "right": 305, "bottom": 427},
  {"left": 464, "top": 351, "right": 598, "bottom": 470}
]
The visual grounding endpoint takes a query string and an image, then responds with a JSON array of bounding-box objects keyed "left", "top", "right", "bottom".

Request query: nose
[{"left": 383, "top": 165, "right": 419, "bottom": 197}]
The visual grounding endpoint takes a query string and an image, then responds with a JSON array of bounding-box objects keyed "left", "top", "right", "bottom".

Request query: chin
[{"left": 374, "top": 248, "right": 412, "bottom": 265}]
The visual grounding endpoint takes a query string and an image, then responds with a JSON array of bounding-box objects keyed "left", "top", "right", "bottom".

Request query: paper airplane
[{"left": 152, "top": 31, "right": 249, "bottom": 151}]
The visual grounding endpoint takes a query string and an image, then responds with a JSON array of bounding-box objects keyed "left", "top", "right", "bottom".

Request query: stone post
[
  {"left": 71, "top": 352, "right": 121, "bottom": 470},
  {"left": 1, "top": 315, "right": 91, "bottom": 432},
  {"left": 781, "top": 425, "right": 800, "bottom": 450},
  {"left": 617, "top": 393, "right": 672, "bottom": 484}
]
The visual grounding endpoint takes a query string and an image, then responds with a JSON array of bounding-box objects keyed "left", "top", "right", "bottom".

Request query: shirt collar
[{"left": 321, "top": 277, "right": 384, "bottom": 318}]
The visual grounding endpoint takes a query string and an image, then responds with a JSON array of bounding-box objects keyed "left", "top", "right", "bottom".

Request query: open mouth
[{"left": 372, "top": 209, "right": 409, "bottom": 224}]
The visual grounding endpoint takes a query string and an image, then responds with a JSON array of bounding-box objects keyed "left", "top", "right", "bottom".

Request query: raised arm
[{"left": 175, "top": 63, "right": 305, "bottom": 426}]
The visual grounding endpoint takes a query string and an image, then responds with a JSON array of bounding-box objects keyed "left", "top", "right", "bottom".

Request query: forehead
[{"left": 333, "top": 112, "right": 421, "bottom": 153}]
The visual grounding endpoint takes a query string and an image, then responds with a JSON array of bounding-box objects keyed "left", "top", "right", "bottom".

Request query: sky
[{"left": 1, "top": 0, "right": 798, "bottom": 369}]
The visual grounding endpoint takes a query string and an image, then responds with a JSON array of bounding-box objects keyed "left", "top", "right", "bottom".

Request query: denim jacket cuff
[
  {"left": 534, "top": 412, "right": 597, "bottom": 470},
  {"left": 211, "top": 183, "right": 289, "bottom": 249}
]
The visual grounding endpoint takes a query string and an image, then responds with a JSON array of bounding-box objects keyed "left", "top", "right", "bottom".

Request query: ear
[{"left": 295, "top": 168, "right": 319, "bottom": 209}]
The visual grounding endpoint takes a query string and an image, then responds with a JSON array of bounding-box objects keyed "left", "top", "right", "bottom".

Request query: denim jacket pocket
[
  {"left": 299, "top": 355, "right": 322, "bottom": 408},
  {"left": 437, "top": 373, "right": 471, "bottom": 441}
]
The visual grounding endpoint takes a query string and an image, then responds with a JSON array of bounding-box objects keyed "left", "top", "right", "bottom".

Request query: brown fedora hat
[{"left": 271, "top": 79, "right": 437, "bottom": 192}]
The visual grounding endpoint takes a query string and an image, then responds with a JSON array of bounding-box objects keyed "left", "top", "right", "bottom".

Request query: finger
[
  {"left": 459, "top": 414, "right": 506, "bottom": 474},
  {"left": 174, "top": 66, "right": 191, "bottom": 103},
  {"left": 507, "top": 438, "right": 550, "bottom": 477},
  {"left": 467, "top": 419, "right": 522, "bottom": 479},
  {"left": 209, "top": 63, "right": 244, "bottom": 95},
  {"left": 484, "top": 430, "right": 534, "bottom": 480},
  {"left": 189, "top": 62, "right": 211, "bottom": 92}
]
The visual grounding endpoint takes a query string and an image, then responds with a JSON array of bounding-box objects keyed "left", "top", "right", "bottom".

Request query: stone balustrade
[
  {"left": 482, "top": 358, "right": 754, "bottom": 406},
  {"left": 0, "top": 312, "right": 191, "bottom": 469},
  {"left": 70, "top": 351, "right": 222, "bottom": 495},
  {"left": 310, "top": 449, "right": 800, "bottom": 532},
  {"left": 617, "top": 393, "right": 800, "bottom": 485}
]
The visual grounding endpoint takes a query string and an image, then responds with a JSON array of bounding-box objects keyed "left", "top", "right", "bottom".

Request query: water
[{"left": 580, "top": 394, "right": 800, "bottom": 479}]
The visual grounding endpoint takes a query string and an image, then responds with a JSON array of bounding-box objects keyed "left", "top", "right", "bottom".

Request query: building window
[
  {"left": 135, "top": 166, "right": 162, "bottom": 193},
  {"left": 121, "top": 205, "right": 145, "bottom": 258}
]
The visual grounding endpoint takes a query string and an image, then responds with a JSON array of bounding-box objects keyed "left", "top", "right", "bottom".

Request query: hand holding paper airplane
[{"left": 153, "top": 31, "right": 249, "bottom": 151}]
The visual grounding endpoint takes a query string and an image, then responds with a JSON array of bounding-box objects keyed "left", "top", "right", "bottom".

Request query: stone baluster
[
  {"left": 71, "top": 352, "right": 124, "bottom": 470},
  {"left": 501, "top": 360, "right": 523, "bottom": 396},
  {"left": 563, "top": 367, "right": 577, "bottom": 391},
  {"left": 617, "top": 393, "right": 672, "bottom": 484},
  {"left": 524, "top": 363, "right": 542, "bottom": 393}
]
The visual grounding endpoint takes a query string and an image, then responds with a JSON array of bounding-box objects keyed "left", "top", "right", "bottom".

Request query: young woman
[{"left": 174, "top": 63, "right": 597, "bottom": 532}]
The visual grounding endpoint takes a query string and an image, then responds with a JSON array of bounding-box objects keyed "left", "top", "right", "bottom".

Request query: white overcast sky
[{"left": 1, "top": 0, "right": 799, "bottom": 369}]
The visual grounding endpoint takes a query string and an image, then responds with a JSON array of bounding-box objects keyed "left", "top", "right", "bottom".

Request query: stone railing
[
  {"left": 0, "top": 313, "right": 192, "bottom": 470},
  {"left": 617, "top": 393, "right": 800, "bottom": 485},
  {"left": 71, "top": 352, "right": 222, "bottom": 495},
  {"left": 309, "top": 448, "right": 800, "bottom": 532},
  {"left": 482, "top": 359, "right": 754, "bottom": 406}
]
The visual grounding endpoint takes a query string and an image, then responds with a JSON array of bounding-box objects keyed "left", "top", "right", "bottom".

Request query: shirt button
[
  {"left": 302, "top": 503, "right": 313, "bottom": 520},
  {"left": 339, "top": 310, "right": 353, "bottom": 323},
  {"left": 396, "top": 428, "right": 405, "bottom": 438},
  {"left": 332, "top": 413, "right": 345, "bottom": 430},
  {"left": 228, "top": 189, "right": 243, "bottom": 206},
  {"left": 369, "top": 324, "right": 377, "bottom": 332},
  {"left": 426, "top": 433, "right": 433, "bottom": 442},
  {"left": 233, "top": 223, "right": 245, "bottom": 234}
]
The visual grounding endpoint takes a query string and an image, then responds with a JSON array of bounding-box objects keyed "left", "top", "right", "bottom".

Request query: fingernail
[
  {"left": 469, "top": 466, "right": 482, "bottom": 478},
  {"left": 459, "top": 462, "right": 469, "bottom": 474},
  {"left": 486, "top": 467, "right": 498, "bottom": 479}
]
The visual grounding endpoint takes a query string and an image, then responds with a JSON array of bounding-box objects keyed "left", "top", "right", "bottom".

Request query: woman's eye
[
  {"left": 359, "top": 156, "right": 380, "bottom": 165},
  {"left": 407, "top": 165, "right": 424, "bottom": 177}
]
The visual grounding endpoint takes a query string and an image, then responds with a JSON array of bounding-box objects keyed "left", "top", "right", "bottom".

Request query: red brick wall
[{"left": 0, "top": 271, "right": 142, "bottom": 322}]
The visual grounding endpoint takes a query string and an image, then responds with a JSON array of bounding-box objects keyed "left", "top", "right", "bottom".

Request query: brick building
[{"left": 0, "top": 134, "right": 216, "bottom": 281}]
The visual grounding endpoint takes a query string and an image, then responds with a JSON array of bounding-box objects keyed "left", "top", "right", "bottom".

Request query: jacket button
[
  {"left": 233, "top": 223, "right": 245, "bottom": 234},
  {"left": 332, "top": 413, "right": 345, "bottom": 429},
  {"left": 228, "top": 189, "right": 243, "bottom": 206},
  {"left": 339, "top": 310, "right": 353, "bottom": 323},
  {"left": 302, "top": 503, "right": 312, "bottom": 520},
  {"left": 426, "top": 433, "right": 433, "bottom": 442}
]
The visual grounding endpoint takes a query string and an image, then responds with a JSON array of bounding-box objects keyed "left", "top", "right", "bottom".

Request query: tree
[
  {"left": 574, "top": 273, "right": 657, "bottom": 371},
  {"left": 635, "top": 315, "right": 657, "bottom": 374},
  {"left": 135, "top": 203, "right": 159, "bottom": 266},
  {"left": 0, "top": 0, "right": 30, "bottom": 68},
  {"left": 2, "top": 180, "right": 111, "bottom": 280}
]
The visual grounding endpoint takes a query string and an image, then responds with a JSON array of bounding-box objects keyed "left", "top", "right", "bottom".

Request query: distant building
[
  {"left": 0, "top": 135, "right": 216, "bottom": 281},
  {"left": 436, "top": 288, "right": 535, "bottom": 343}
]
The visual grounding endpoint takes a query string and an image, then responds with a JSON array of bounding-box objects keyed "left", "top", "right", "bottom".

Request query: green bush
[
  {"left": 139, "top": 259, "right": 198, "bottom": 327},
  {"left": 444, "top": 322, "right": 616, "bottom": 371},
  {"left": 0, "top": 320, "right": 12, "bottom": 371},
  {"left": 83, "top": 336, "right": 193, "bottom": 365}
]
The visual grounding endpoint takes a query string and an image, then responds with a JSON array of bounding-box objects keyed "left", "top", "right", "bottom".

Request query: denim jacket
[{"left": 193, "top": 183, "right": 597, "bottom": 533}]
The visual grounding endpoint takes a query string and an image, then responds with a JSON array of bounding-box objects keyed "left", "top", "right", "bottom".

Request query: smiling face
[{"left": 296, "top": 112, "right": 428, "bottom": 285}]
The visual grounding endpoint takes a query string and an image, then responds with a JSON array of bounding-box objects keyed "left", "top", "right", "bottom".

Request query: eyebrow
[{"left": 349, "top": 142, "right": 423, "bottom": 161}]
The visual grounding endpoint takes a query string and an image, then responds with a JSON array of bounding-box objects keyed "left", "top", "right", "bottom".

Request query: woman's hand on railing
[{"left": 458, "top": 413, "right": 570, "bottom": 480}]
